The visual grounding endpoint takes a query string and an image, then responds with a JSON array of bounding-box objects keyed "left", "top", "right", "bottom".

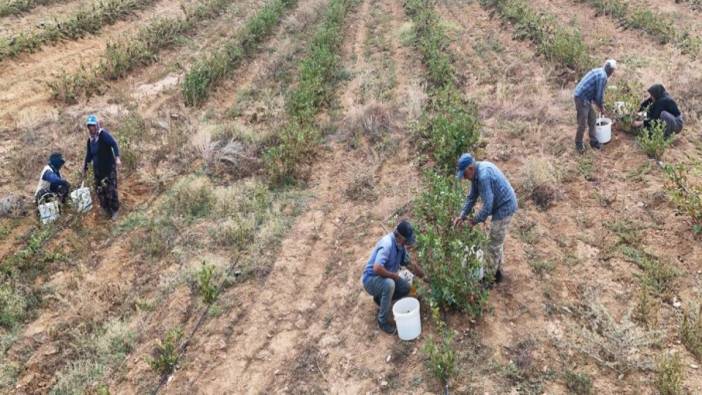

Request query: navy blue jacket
[{"left": 83, "top": 129, "right": 120, "bottom": 178}]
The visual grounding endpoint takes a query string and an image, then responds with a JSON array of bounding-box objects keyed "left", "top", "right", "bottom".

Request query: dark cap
[
  {"left": 395, "top": 220, "right": 416, "bottom": 246},
  {"left": 48, "top": 152, "right": 65, "bottom": 170}
]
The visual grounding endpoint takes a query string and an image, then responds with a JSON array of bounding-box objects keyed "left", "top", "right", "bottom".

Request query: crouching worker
[
  {"left": 633, "top": 84, "right": 683, "bottom": 138},
  {"left": 361, "top": 220, "right": 426, "bottom": 335},
  {"left": 35, "top": 152, "right": 71, "bottom": 204}
]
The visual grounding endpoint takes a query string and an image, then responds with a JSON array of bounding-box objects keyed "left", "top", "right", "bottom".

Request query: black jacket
[
  {"left": 83, "top": 129, "right": 120, "bottom": 178},
  {"left": 639, "top": 84, "right": 681, "bottom": 127}
]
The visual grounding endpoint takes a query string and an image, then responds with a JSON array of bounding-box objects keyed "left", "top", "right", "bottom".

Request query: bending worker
[
  {"left": 82, "top": 114, "right": 121, "bottom": 220},
  {"left": 633, "top": 84, "right": 683, "bottom": 138},
  {"left": 35, "top": 152, "right": 71, "bottom": 204},
  {"left": 453, "top": 154, "right": 517, "bottom": 285},
  {"left": 361, "top": 220, "right": 426, "bottom": 335}
]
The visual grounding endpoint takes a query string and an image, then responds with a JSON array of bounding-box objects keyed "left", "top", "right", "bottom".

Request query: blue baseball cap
[
  {"left": 455, "top": 153, "right": 474, "bottom": 179},
  {"left": 395, "top": 220, "right": 416, "bottom": 246},
  {"left": 86, "top": 114, "right": 98, "bottom": 126}
]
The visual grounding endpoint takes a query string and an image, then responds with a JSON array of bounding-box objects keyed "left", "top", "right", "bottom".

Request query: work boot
[
  {"left": 575, "top": 142, "right": 585, "bottom": 154},
  {"left": 378, "top": 319, "right": 396, "bottom": 335},
  {"left": 589, "top": 140, "right": 602, "bottom": 150}
]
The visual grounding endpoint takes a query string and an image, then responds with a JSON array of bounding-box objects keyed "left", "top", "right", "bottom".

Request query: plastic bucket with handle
[
  {"left": 392, "top": 297, "right": 421, "bottom": 340},
  {"left": 595, "top": 117, "right": 612, "bottom": 144}
]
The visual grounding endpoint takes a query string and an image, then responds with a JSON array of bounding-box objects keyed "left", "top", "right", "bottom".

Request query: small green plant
[
  {"left": 422, "top": 305, "right": 455, "bottom": 386},
  {"left": 114, "top": 112, "right": 146, "bottom": 175},
  {"left": 636, "top": 255, "right": 678, "bottom": 299},
  {"left": 264, "top": 125, "right": 320, "bottom": 185},
  {"left": 605, "top": 81, "right": 643, "bottom": 134},
  {"left": 0, "top": 0, "right": 59, "bottom": 17},
  {"left": 633, "top": 288, "right": 659, "bottom": 329},
  {"left": 196, "top": 263, "right": 219, "bottom": 304},
  {"left": 0, "top": 284, "right": 27, "bottom": 329},
  {"left": 167, "top": 178, "right": 215, "bottom": 220},
  {"left": 681, "top": 302, "right": 702, "bottom": 361},
  {"left": 47, "top": 66, "right": 104, "bottom": 104},
  {"left": 654, "top": 353, "right": 684, "bottom": 395},
  {"left": 528, "top": 259, "right": 555, "bottom": 277},
  {"left": 664, "top": 164, "right": 702, "bottom": 234},
  {"left": 637, "top": 120, "right": 671, "bottom": 159},
  {"left": 149, "top": 328, "right": 182, "bottom": 375},
  {"left": 564, "top": 370, "right": 592, "bottom": 395}
]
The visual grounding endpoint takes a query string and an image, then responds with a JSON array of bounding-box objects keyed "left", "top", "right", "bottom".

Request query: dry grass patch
[{"left": 520, "top": 158, "right": 560, "bottom": 210}]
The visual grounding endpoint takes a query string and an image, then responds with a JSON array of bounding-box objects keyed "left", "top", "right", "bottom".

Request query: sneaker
[
  {"left": 575, "top": 142, "right": 585, "bottom": 154},
  {"left": 589, "top": 140, "right": 602, "bottom": 150},
  {"left": 378, "top": 319, "right": 396, "bottom": 335}
]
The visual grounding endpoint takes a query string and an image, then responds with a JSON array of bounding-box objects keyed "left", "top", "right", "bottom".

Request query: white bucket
[
  {"left": 392, "top": 297, "right": 421, "bottom": 341},
  {"left": 595, "top": 117, "right": 612, "bottom": 144}
]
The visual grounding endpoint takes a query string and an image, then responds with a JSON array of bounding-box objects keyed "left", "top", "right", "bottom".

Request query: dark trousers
[
  {"left": 36, "top": 182, "right": 71, "bottom": 204},
  {"left": 95, "top": 169, "right": 119, "bottom": 214}
]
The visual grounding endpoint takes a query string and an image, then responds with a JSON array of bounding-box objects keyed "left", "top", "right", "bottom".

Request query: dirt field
[{"left": 1, "top": 0, "right": 701, "bottom": 393}]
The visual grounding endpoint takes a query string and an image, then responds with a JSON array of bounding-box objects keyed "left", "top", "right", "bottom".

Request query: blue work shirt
[
  {"left": 574, "top": 67, "right": 608, "bottom": 107},
  {"left": 461, "top": 161, "right": 517, "bottom": 224},
  {"left": 361, "top": 232, "right": 409, "bottom": 283}
]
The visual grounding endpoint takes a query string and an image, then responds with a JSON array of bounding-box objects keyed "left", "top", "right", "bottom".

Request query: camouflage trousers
[
  {"left": 95, "top": 170, "right": 119, "bottom": 215},
  {"left": 487, "top": 215, "right": 513, "bottom": 275}
]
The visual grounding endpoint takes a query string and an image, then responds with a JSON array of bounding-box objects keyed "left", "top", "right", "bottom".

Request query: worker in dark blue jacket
[
  {"left": 35, "top": 153, "right": 71, "bottom": 203},
  {"left": 82, "top": 114, "right": 121, "bottom": 219}
]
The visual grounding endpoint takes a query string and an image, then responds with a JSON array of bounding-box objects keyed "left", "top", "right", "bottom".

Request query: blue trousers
[{"left": 363, "top": 276, "right": 410, "bottom": 324}]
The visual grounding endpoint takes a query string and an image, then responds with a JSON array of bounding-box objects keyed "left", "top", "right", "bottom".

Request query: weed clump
[
  {"left": 520, "top": 158, "right": 559, "bottom": 210},
  {"left": 422, "top": 306, "right": 455, "bottom": 386},
  {"left": 664, "top": 164, "right": 702, "bottom": 234},
  {"left": 196, "top": 263, "right": 220, "bottom": 304},
  {"left": 564, "top": 370, "right": 592, "bottom": 395},
  {"left": 654, "top": 353, "right": 684, "bottom": 395},
  {"left": 166, "top": 177, "right": 216, "bottom": 220},
  {"left": 637, "top": 120, "right": 671, "bottom": 160},
  {"left": 0, "top": 284, "right": 27, "bottom": 329},
  {"left": 681, "top": 302, "right": 702, "bottom": 361}
]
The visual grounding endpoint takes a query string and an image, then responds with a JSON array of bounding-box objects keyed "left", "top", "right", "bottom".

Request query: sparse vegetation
[
  {"left": 0, "top": 0, "right": 159, "bottom": 61},
  {"left": 149, "top": 327, "right": 182, "bottom": 375},
  {"left": 564, "top": 370, "right": 592, "bottom": 395},
  {"left": 681, "top": 302, "right": 702, "bottom": 361},
  {"left": 664, "top": 164, "right": 702, "bottom": 234},
  {"left": 654, "top": 353, "right": 684, "bottom": 395},
  {"left": 183, "top": 0, "right": 298, "bottom": 106},
  {"left": 0, "top": 0, "right": 60, "bottom": 17},
  {"left": 422, "top": 305, "right": 455, "bottom": 386},
  {"left": 520, "top": 158, "right": 559, "bottom": 210},
  {"left": 637, "top": 120, "right": 671, "bottom": 160}
]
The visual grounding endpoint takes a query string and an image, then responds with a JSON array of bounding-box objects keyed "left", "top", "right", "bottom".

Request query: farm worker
[
  {"left": 34, "top": 152, "right": 71, "bottom": 204},
  {"left": 452, "top": 154, "right": 517, "bottom": 285},
  {"left": 82, "top": 114, "right": 121, "bottom": 220},
  {"left": 573, "top": 59, "right": 617, "bottom": 153},
  {"left": 633, "top": 84, "right": 683, "bottom": 138},
  {"left": 361, "top": 220, "right": 426, "bottom": 335}
]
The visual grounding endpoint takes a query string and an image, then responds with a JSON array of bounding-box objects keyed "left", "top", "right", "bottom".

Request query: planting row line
[
  {"left": 182, "top": 0, "right": 299, "bottom": 106},
  {"left": 0, "top": 0, "right": 63, "bottom": 18},
  {"left": 576, "top": 0, "right": 700, "bottom": 56},
  {"left": 49, "top": 0, "right": 237, "bottom": 104},
  {"left": 0, "top": 0, "right": 159, "bottom": 61}
]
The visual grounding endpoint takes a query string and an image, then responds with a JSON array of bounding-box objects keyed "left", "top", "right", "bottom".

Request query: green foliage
[
  {"left": 635, "top": 255, "right": 678, "bottom": 299},
  {"left": 114, "top": 112, "right": 146, "bottom": 175},
  {"left": 136, "top": 216, "right": 178, "bottom": 258},
  {"left": 47, "top": 66, "right": 104, "bottom": 105},
  {"left": 681, "top": 303, "right": 702, "bottom": 361},
  {"left": 605, "top": 81, "right": 642, "bottom": 134},
  {"left": 148, "top": 328, "right": 182, "bottom": 376},
  {"left": 196, "top": 263, "right": 219, "bottom": 304},
  {"left": 637, "top": 119, "right": 671, "bottom": 159},
  {"left": 0, "top": 0, "right": 159, "bottom": 61},
  {"left": 422, "top": 306, "right": 455, "bottom": 385},
  {"left": 664, "top": 164, "right": 702, "bottom": 234},
  {"left": 0, "top": 284, "right": 27, "bottom": 329},
  {"left": 264, "top": 125, "right": 320, "bottom": 185},
  {"left": 166, "top": 178, "right": 215, "bottom": 220},
  {"left": 655, "top": 353, "right": 684, "bottom": 395},
  {"left": 415, "top": 172, "right": 487, "bottom": 315},
  {"left": 481, "top": 0, "right": 592, "bottom": 75},
  {"left": 564, "top": 370, "right": 593, "bottom": 395},
  {"left": 404, "top": 0, "right": 454, "bottom": 88},
  {"left": 0, "top": 0, "right": 58, "bottom": 17},
  {"left": 183, "top": 0, "right": 298, "bottom": 106}
]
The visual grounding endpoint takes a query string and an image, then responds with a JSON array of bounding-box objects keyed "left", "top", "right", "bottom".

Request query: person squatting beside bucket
[
  {"left": 35, "top": 152, "right": 71, "bottom": 204},
  {"left": 361, "top": 220, "right": 426, "bottom": 335},
  {"left": 573, "top": 59, "right": 617, "bottom": 154},
  {"left": 82, "top": 114, "right": 122, "bottom": 220},
  {"left": 633, "top": 84, "right": 684, "bottom": 139},
  {"left": 452, "top": 154, "right": 517, "bottom": 286}
]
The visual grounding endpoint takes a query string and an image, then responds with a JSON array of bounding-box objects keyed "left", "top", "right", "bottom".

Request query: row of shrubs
[
  {"left": 0, "top": 0, "right": 58, "bottom": 18},
  {"left": 182, "top": 0, "right": 299, "bottom": 106},
  {"left": 263, "top": 0, "right": 354, "bottom": 184},
  {"left": 49, "top": 0, "right": 236, "bottom": 104},
  {"left": 0, "top": 0, "right": 158, "bottom": 61},
  {"left": 577, "top": 0, "right": 701, "bottom": 56}
]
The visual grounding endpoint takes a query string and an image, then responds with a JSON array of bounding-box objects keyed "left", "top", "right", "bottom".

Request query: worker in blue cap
[
  {"left": 34, "top": 152, "right": 71, "bottom": 204},
  {"left": 361, "top": 220, "right": 426, "bottom": 334},
  {"left": 82, "top": 114, "right": 121, "bottom": 220},
  {"left": 453, "top": 154, "right": 517, "bottom": 285}
]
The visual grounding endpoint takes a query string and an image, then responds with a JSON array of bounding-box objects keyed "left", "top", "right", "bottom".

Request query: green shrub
[
  {"left": 605, "top": 81, "right": 642, "bottom": 134},
  {"left": 636, "top": 255, "right": 678, "bottom": 299},
  {"left": 264, "top": 124, "right": 320, "bottom": 185},
  {"left": 0, "top": 284, "right": 27, "bottom": 329},
  {"left": 415, "top": 172, "right": 487, "bottom": 314},
  {"left": 655, "top": 353, "right": 684, "bottom": 395},
  {"left": 136, "top": 216, "right": 178, "bottom": 258},
  {"left": 0, "top": 0, "right": 59, "bottom": 17},
  {"left": 664, "top": 164, "right": 702, "bottom": 234},
  {"left": 681, "top": 303, "right": 702, "bottom": 361},
  {"left": 564, "top": 370, "right": 593, "bottom": 395},
  {"left": 196, "top": 263, "right": 220, "bottom": 304},
  {"left": 167, "top": 178, "right": 215, "bottom": 220},
  {"left": 637, "top": 120, "right": 671, "bottom": 159},
  {"left": 148, "top": 328, "right": 182, "bottom": 375},
  {"left": 114, "top": 112, "right": 146, "bottom": 175},
  {"left": 422, "top": 306, "right": 455, "bottom": 385},
  {"left": 47, "top": 66, "right": 104, "bottom": 104}
]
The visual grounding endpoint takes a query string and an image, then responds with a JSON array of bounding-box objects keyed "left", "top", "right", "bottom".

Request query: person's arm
[
  {"left": 595, "top": 76, "right": 606, "bottom": 112},
  {"left": 461, "top": 183, "right": 479, "bottom": 219},
  {"left": 372, "top": 247, "right": 400, "bottom": 281},
  {"left": 43, "top": 170, "right": 62, "bottom": 185},
  {"left": 102, "top": 131, "right": 121, "bottom": 165},
  {"left": 639, "top": 97, "right": 652, "bottom": 112},
  {"left": 473, "top": 177, "right": 494, "bottom": 224}
]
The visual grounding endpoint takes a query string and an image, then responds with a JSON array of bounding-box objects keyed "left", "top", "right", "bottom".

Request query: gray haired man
[{"left": 573, "top": 59, "right": 617, "bottom": 153}]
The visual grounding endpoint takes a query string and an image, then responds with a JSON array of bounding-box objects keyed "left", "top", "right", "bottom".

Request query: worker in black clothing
[{"left": 633, "top": 84, "right": 683, "bottom": 138}]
